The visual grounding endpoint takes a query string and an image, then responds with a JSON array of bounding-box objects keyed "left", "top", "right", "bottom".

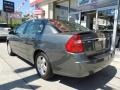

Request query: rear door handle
[
  {"left": 29, "top": 37, "right": 35, "bottom": 41},
  {"left": 25, "top": 37, "right": 35, "bottom": 44}
]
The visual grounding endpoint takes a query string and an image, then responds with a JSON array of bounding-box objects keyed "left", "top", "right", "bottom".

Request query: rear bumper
[
  {"left": 53, "top": 51, "right": 114, "bottom": 78},
  {"left": 73, "top": 53, "right": 113, "bottom": 77}
]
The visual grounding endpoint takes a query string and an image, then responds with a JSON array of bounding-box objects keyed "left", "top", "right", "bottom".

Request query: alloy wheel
[{"left": 36, "top": 56, "right": 48, "bottom": 76}]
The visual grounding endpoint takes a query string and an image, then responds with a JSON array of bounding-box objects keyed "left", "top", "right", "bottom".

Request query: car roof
[
  {"left": 25, "top": 19, "right": 48, "bottom": 24},
  {"left": 26, "top": 19, "right": 61, "bottom": 23}
]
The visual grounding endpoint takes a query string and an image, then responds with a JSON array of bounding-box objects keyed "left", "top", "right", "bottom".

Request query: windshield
[{"left": 49, "top": 20, "right": 90, "bottom": 32}]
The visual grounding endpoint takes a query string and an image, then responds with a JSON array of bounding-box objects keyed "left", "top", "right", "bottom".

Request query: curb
[{"left": 114, "top": 49, "right": 120, "bottom": 62}]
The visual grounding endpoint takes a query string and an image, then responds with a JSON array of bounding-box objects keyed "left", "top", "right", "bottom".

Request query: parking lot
[{"left": 0, "top": 42, "right": 120, "bottom": 90}]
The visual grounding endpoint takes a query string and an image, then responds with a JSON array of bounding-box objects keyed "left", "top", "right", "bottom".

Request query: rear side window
[
  {"left": 25, "top": 21, "right": 43, "bottom": 35},
  {"left": 43, "top": 24, "right": 58, "bottom": 34}
]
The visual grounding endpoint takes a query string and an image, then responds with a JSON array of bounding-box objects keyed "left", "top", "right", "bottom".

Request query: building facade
[
  {"left": 30, "top": 0, "right": 117, "bottom": 30},
  {"left": 30, "top": 0, "right": 120, "bottom": 49}
]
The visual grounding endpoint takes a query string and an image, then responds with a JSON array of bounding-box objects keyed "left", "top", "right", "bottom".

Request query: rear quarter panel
[{"left": 36, "top": 33, "right": 73, "bottom": 73}]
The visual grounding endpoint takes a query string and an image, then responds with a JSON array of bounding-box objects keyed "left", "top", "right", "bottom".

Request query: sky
[{"left": 0, "top": 0, "right": 34, "bottom": 15}]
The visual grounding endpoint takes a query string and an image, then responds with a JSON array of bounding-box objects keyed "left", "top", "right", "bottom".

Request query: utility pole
[
  {"left": 6, "top": 12, "right": 9, "bottom": 25},
  {"left": 3, "top": 0, "right": 8, "bottom": 24},
  {"left": 67, "top": 0, "right": 71, "bottom": 21}
]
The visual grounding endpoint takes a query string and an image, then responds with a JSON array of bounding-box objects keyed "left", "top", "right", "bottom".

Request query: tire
[
  {"left": 7, "top": 42, "right": 14, "bottom": 56},
  {"left": 35, "top": 52, "right": 53, "bottom": 80}
]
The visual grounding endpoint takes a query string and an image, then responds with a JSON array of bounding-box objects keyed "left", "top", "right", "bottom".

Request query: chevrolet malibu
[{"left": 7, "top": 19, "right": 114, "bottom": 80}]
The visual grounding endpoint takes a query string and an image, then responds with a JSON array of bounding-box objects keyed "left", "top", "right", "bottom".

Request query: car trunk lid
[
  {"left": 80, "top": 31, "right": 111, "bottom": 56},
  {"left": 64, "top": 31, "right": 111, "bottom": 56}
]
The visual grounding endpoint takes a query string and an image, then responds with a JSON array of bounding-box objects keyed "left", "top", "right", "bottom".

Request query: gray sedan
[
  {"left": 7, "top": 19, "right": 114, "bottom": 80},
  {"left": 0, "top": 23, "right": 11, "bottom": 40}
]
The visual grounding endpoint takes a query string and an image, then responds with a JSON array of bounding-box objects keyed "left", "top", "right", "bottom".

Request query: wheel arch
[{"left": 33, "top": 49, "right": 46, "bottom": 65}]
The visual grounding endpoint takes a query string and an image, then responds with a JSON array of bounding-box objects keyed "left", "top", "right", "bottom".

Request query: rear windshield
[
  {"left": 49, "top": 20, "right": 90, "bottom": 32},
  {"left": 0, "top": 24, "right": 9, "bottom": 28}
]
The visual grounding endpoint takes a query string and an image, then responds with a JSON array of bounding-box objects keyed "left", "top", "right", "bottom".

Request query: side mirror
[
  {"left": 9, "top": 30, "right": 15, "bottom": 34},
  {"left": 8, "top": 29, "right": 12, "bottom": 31}
]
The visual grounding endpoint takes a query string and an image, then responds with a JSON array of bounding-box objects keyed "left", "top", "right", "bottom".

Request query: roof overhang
[
  {"left": 30, "top": 0, "right": 57, "bottom": 6},
  {"left": 30, "top": 0, "right": 43, "bottom": 6},
  {"left": 78, "top": 0, "right": 118, "bottom": 12}
]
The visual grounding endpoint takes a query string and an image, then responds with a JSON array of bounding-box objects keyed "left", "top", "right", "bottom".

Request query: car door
[
  {"left": 11, "top": 22, "right": 28, "bottom": 58},
  {"left": 23, "top": 20, "right": 44, "bottom": 63}
]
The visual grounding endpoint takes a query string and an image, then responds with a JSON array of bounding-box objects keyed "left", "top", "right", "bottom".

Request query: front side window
[
  {"left": 15, "top": 22, "right": 27, "bottom": 34},
  {"left": 25, "top": 21, "right": 43, "bottom": 35}
]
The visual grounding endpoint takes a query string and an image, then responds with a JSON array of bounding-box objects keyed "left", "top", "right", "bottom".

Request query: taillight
[{"left": 65, "top": 35, "right": 84, "bottom": 53}]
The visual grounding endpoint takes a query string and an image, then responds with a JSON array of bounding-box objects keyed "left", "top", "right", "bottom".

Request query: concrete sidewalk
[
  {"left": 114, "top": 49, "right": 120, "bottom": 62},
  {"left": 0, "top": 42, "right": 120, "bottom": 90},
  {"left": 0, "top": 55, "right": 120, "bottom": 90},
  {"left": 0, "top": 57, "right": 34, "bottom": 90}
]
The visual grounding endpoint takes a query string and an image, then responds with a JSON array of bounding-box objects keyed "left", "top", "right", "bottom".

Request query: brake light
[{"left": 65, "top": 35, "right": 84, "bottom": 53}]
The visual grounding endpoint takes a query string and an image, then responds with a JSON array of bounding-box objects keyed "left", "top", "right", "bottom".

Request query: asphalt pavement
[{"left": 0, "top": 42, "right": 120, "bottom": 90}]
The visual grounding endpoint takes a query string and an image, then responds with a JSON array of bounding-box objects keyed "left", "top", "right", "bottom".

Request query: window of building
[
  {"left": 54, "top": 0, "right": 69, "bottom": 21},
  {"left": 116, "top": 6, "right": 120, "bottom": 48},
  {"left": 97, "top": 9, "right": 115, "bottom": 31},
  {"left": 79, "top": 0, "right": 90, "bottom": 5}
]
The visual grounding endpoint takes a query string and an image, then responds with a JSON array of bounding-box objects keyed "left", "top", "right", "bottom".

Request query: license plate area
[
  {"left": 84, "top": 38, "right": 106, "bottom": 52},
  {"left": 94, "top": 39, "right": 106, "bottom": 51}
]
